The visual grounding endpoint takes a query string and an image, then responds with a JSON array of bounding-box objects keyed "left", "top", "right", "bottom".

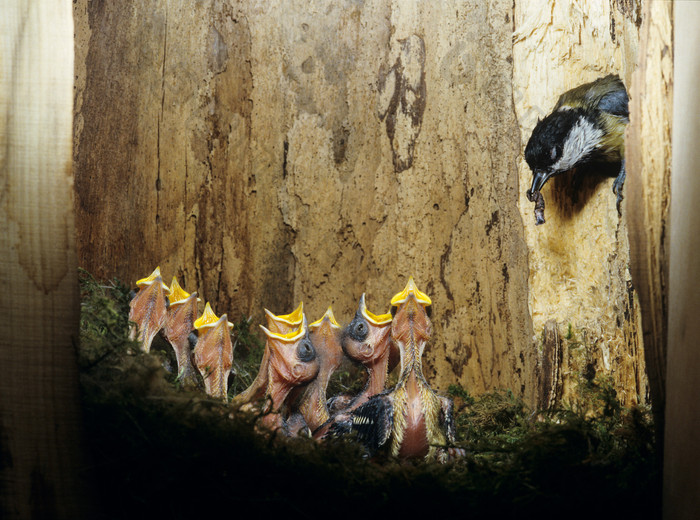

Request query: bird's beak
[{"left": 529, "top": 170, "right": 551, "bottom": 193}]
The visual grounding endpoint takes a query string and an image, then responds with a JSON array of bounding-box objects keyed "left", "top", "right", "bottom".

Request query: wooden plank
[
  {"left": 664, "top": 2, "right": 700, "bottom": 518},
  {"left": 626, "top": 0, "right": 673, "bottom": 441},
  {"left": 0, "top": 2, "right": 91, "bottom": 517}
]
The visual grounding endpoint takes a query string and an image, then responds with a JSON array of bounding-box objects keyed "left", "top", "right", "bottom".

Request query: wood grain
[
  {"left": 74, "top": 0, "right": 536, "bottom": 401},
  {"left": 665, "top": 3, "right": 699, "bottom": 518},
  {"left": 0, "top": 1, "right": 91, "bottom": 516},
  {"left": 626, "top": 0, "right": 673, "bottom": 440}
]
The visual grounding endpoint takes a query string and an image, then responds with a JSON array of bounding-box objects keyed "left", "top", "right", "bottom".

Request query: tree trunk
[
  {"left": 74, "top": 0, "right": 536, "bottom": 401},
  {"left": 0, "top": 2, "right": 91, "bottom": 517},
  {"left": 73, "top": 0, "right": 661, "bottom": 410},
  {"left": 513, "top": 0, "right": 649, "bottom": 407}
]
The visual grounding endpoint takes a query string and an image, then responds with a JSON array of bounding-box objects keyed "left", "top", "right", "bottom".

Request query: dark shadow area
[{"left": 548, "top": 162, "right": 622, "bottom": 222}]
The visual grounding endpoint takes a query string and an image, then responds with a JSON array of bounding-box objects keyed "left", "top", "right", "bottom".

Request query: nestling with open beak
[
  {"left": 286, "top": 308, "right": 344, "bottom": 437},
  {"left": 259, "top": 317, "right": 320, "bottom": 434},
  {"left": 317, "top": 295, "right": 395, "bottom": 440},
  {"left": 128, "top": 267, "right": 169, "bottom": 353},
  {"left": 330, "top": 278, "right": 458, "bottom": 462},
  {"left": 163, "top": 277, "right": 200, "bottom": 389},
  {"left": 231, "top": 303, "right": 304, "bottom": 409},
  {"left": 525, "top": 74, "right": 629, "bottom": 223},
  {"left": 333, "top": 294, "right": 396, "bottom": 413},
  {"left": 193, "top": 302, "right": 234, "bottom": 400}
]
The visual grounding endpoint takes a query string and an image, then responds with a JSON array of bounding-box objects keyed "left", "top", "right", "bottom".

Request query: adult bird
[{"left": 525, "top": 74, "right": 629, "bottom": 222}]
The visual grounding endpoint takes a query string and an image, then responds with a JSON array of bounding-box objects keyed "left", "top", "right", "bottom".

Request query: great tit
[{"left": 524, "top": 74, "right": 629, "bottom": 219}]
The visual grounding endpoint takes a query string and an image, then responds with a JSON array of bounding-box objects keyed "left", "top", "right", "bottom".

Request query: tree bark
[
  {"left": 0, "top": 2, "right": 91, "bottom": 517},
  {"left": 73, "top": 0, "right": 662, "bottom": 409},
  {"left": 74, "top": 0, "right": 536, "bottom": 401},
  {"left": 512, "top": 0, "right": 649, "bottom": 408}
]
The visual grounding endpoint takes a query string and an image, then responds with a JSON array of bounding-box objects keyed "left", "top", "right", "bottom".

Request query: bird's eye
[
  {"left": 297, "top": 340, "right": 316, "bottom": 362},
  {"left": 350, "top": 319, "right": 369, "bottom": 341},
  {"left": 550, "top": 146, "right": 558, "bottom": 161}
]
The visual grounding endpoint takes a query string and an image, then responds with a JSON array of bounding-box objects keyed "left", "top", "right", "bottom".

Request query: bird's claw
[
  {"left": 612, "top": 159, "right": 626, "bottom": 215},
  {"left": 615, "top": 188, "right": 624, "bottom": 215},
  {"left": 612, "top": 176, "right": 624, "bottom": 215}
]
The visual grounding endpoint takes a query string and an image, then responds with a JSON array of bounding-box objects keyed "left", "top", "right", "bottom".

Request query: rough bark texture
[
  {"left": 74, "top": 0, "right": 535, "bottom": 400},
  {"left": 0, "top": 2, "right": 90, "bottom": 517},
  {"left": 536, "top": 320, "right": 562, "bottom": 410},
  {"left": 73, "top": 0, "right": 664, "bottom": 410},
  {"left": 626, "top": 0, "right": 672, "bottom": 441},
  {"left": 512, "top": 0, "right": 648, "bottom": 407},
  {"left": 665, "top": 3, "right": 699, "bottom": 519}
]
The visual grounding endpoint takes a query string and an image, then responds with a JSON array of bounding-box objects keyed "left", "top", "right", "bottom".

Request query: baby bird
[
  {"left": 315, "top": 295, "right": 394, "bottom": 440},
  {"left": 163, "top": 277, "right": 200, "bottom": 389},
  {"left": 230, "top": 303, "right": 304, "bottom": 408},
  {"left": 128, "top": 267, "right": 169, "bottom": 352},
  {"left": 258, "top": 317, "right": 320, "bottom": 433},
  {"left": 193, "top": 302, "right": 234, "bottom": 400},
  {"left": 336, "top": 294, "right": 396, "bottom": 412},
  {"left": 331, "top": 278, "right": 457, "bottom": 462},
  {"left": 289, "top": 308, "right": 344, "bottom": 435}
]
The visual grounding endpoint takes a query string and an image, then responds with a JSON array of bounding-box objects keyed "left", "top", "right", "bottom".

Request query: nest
[{"left": 78, "top": 270, "right": 660, "bottom": 519}]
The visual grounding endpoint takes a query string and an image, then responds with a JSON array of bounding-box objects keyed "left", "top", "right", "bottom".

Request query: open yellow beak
[
  {"left": 194, "top": 302, "right": 233, "bottom": 330},
  {"left": 359, "top": 294, "right": 392, "bottom": 325},
  {"left": 390, "top": 276, "right": 432, "bottom": 307},
  {"left": 309, "top": 307, "right": 341, "bottom": 330},
  {"left": 264, "top": 301, "right": 304, "bottom": 326},
  {"left": 260, "top": 316, "right": 307, "bottom": 342},
  {"left": 167, "top": 277, "right": 200, "bottom": 306},
  {"left": 136, "top": 266, "right": 169, "bottom": 290}
]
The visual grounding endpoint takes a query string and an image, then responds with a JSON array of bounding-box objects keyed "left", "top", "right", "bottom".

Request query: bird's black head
[{"left": 525, "top": 108, "right": 585, "bottom": 192}]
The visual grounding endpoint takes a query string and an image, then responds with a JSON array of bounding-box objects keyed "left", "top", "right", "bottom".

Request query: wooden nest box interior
[{"left": 2, "top": 1, "right": 699, "bottom": 518}]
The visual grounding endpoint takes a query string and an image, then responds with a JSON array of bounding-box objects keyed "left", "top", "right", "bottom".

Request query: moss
[
  {"left": 77, "top": 271, "right": 661, "bottom": 520},
  {"left": 228, "top": 315, "right": 266, "bottom": 397},
  {"left": 565, "top": 322, "right": 574, "bottom": 340},
  {"left": 327, "top": 362, "right": 367, "bottom": 398},
  {"left": 78, "top": 268, "right": 138, "bottom": 369}
]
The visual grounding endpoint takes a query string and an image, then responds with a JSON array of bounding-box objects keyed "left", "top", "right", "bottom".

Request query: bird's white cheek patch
[{"left": 552, "top": 118, "right": 604, "bottom": 172}]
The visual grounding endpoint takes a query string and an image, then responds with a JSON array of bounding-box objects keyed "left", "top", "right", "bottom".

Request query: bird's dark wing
[
  {"left": 554, "top": 74, "right": 628, "bottom": 119},
  {"left": 586, "top": 75, "right": 629, "bottom": 118},
  {"left": 596, "top": 85, "right": 629, "bottom": 119},
  {"left": 350, "top": 394, "right": 393, "bottom": 454}
]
